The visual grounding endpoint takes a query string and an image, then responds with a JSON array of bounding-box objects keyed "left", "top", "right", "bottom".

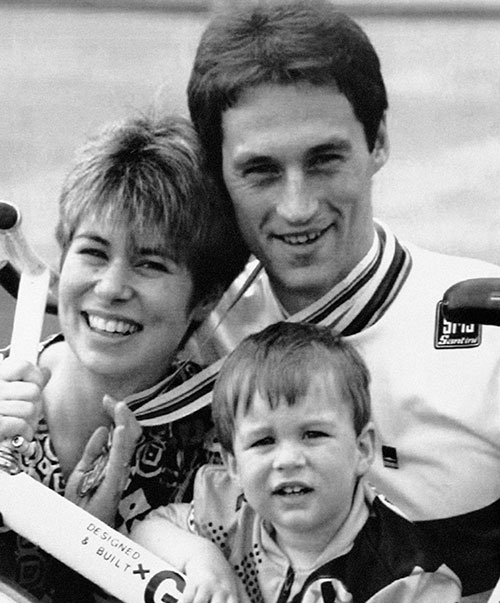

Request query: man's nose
[
  {"left": 94, "top": 260, "right": 133, "bottom": 301},
  {"left": 276, "top": 172, "right": 319, "bottom": 223}
]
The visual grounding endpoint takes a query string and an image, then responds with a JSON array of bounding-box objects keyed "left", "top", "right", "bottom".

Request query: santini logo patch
[{"left": 434, "top": 301, "right": 481, "bottom": 349}]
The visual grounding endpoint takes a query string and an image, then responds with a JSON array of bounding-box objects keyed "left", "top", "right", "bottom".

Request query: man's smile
[{"left": 273, "top": 224, "right": 333, "bottom": 246}]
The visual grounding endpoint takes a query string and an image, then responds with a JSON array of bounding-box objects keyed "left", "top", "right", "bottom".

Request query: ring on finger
[{"left": 11, "top": 435, "right": 29, "bottom": 454}]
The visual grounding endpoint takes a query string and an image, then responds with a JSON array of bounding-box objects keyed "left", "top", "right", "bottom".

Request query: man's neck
[
  {"left": 273, "top": 287, "right": 324, "bottom": 316},
  {"left": 269, "top": 231, "right": 378, "bottom": 316}
]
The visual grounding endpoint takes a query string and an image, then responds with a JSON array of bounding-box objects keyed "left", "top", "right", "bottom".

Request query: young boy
[{"left": 131, "top": 321, "right": 461, "bottom": 603}]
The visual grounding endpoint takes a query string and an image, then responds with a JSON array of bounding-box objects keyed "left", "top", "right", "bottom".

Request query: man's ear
[
  {"left": 355, "top": 422, "right": 376, "bottom": 478},
  {"left": 371, "top": 113, "right": 389, "bottom": 174}
]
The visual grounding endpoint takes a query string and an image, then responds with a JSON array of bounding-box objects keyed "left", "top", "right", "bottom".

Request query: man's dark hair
[{"left": 188, "top": 0, "right": 388, "bottom": 203}]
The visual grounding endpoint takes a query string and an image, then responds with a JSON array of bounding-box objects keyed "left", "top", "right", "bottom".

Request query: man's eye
[
  {"left": 310, "top": 154, "right": 341, "bottom": 169},
  {"left": 243, "top": 163, "right": 279, "bottom": 178}
]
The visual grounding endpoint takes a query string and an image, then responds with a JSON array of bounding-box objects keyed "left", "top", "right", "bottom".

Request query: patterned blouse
[{"left": 0, "top": 334, "right": 216, "bottom": 602}]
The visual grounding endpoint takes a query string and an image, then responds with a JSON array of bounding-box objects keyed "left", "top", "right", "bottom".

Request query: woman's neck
[
  {"left": 39, "top": 339, "right": 158, "bottom": 478},
  {"left": 42, "top": 338, "right": 170, "bottom": 404}
]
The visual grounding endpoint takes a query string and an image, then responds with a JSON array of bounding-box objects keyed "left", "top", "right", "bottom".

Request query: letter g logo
[{"left": 144, "top": 570, "right": 185, "bottom": 603}]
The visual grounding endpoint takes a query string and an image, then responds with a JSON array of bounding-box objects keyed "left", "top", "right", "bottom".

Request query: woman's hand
[
  {"left": 0, "top": 356, "right": 50, "bottom": 445},
  {"left": 65, "top": 396, "right": 142, "bottom": 525}
]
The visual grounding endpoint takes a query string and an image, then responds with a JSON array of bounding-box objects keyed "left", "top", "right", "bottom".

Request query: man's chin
[{"left": 268, "top": 266, "right": 338, "bottom": 311}]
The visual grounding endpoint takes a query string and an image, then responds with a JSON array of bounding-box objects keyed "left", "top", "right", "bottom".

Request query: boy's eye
[{"left": 250, "top": 436, "right": 275, "bottom": 448}]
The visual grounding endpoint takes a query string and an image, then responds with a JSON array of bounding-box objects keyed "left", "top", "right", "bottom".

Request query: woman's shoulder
[{"left": 38, "top": 333, "right": 67, "bottom": 372}]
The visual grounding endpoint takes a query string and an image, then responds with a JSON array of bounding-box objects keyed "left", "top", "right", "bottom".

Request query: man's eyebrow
[
  {"left": 309, "top": 139, "right": 352, "bottom": 155},
  {"left": 233, "top": 153, "right": 274, "bottom": 169}
]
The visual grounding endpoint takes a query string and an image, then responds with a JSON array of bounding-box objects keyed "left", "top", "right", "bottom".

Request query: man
[{"left": 139, "top": 1, "right": 500, "bottom": 599}]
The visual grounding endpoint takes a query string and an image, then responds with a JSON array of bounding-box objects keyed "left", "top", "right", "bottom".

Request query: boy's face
[
  {"left": 58, "top": 217, "right": 202, "bottom": 393},
  {"left": 225, "top": 372, "right": 374, "bottom": 551},
  {"left": 221, "top": 82, "right": 388, "bottom": 314}
]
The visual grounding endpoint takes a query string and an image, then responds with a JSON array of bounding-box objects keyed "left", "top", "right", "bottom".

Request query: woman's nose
[{"left": 94, "top": 261, "right": 133, "bottom": 301}]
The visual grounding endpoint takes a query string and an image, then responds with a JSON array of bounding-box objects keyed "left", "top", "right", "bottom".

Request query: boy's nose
[
  {"left": 272, "top": 440, "right": 306, "bottom": 470},
  {"left": 94, "top": 261, "right": 133, "bottom": 301},
  {"left": 276, "top": 172, "right": 319, "bottom": 223}
]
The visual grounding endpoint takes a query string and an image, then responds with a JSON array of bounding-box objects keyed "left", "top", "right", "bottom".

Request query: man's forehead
[
  {"left": 225, "top": 81, "right": 342, "bottom": 116},
  {"left": 221, "top": 82, "right": 357, "bottom": 156}
]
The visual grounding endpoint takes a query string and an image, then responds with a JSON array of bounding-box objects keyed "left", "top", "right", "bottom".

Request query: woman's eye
[
  {"left": 137, "top": 260, "right": 169, "bottom": 273},
  {"left": 78, "top": 247, "right": 107, "bottom": 260}
]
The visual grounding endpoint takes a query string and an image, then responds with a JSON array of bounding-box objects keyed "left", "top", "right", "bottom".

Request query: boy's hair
[
  {"left": 188, "top": 0, "right": 388, "bottom": 199},
  {"left": 56, "top": 114, "right": 249, "bottom": 308},
  {"left": 213, "top": 321, "right": 371, "bottom": 453}
]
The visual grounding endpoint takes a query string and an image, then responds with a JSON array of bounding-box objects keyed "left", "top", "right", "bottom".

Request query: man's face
[{"left": 221, "top": 83, "right": 388, "bottom": 314}]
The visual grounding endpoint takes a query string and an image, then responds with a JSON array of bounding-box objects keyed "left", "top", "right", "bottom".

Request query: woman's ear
[
  {"left": 371, "top": 113, "right": 390, "bottom": 174},
  {"left": 189, "top": 285, "right": 224, "bottom": 323},
  {"left": 177, "top": 287, "right": 224, "bottom": 350}
]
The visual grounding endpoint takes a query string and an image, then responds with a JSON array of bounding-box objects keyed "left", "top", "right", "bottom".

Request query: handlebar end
[{"left": 0, "top": 202, "right": 20, "bottom": 231}]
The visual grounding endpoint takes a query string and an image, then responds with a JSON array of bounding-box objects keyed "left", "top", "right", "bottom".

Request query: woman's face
[{"left": 58, "top": 217, "right": 197, "bottom": 393}]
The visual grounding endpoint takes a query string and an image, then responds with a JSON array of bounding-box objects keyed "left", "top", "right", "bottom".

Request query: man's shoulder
[{"left": 406, "top": 241, "right": 500, "bottom": 280}]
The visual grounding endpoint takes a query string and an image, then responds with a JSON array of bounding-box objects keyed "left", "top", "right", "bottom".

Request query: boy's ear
[
  {"left": 371, "top": 113, "right": 389, "bottom": 174},
  {"left": 355, "top": 422, "right": 375, "bottom": 477},
  {"left": 221, "top": 449, "right": 241, "bottom": 486}
]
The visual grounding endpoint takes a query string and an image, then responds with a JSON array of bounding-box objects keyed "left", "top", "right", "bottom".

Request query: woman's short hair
[{"left": 56, "top": 114, "right": 249, "bottom": 308}]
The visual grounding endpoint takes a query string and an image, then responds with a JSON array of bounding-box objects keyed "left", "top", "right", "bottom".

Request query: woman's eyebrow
[
  {"left": 134, "top": 245, "right": 169, "bottom": 256},
  {"left": 136, "top": 246, "right": 162, "bottom": 254}
]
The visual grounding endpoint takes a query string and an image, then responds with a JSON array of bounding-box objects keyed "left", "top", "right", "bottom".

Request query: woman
[{"left": 0, "top": 113, "right": 248, "bottom": 602}]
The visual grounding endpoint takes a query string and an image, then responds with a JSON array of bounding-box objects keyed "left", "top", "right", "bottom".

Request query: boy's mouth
[
  {"left": 83, "top": 312, "right": 142, "bottom": 336},
  {"left": 273, "top": 483, "right": 313, "bottom": 496}
]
